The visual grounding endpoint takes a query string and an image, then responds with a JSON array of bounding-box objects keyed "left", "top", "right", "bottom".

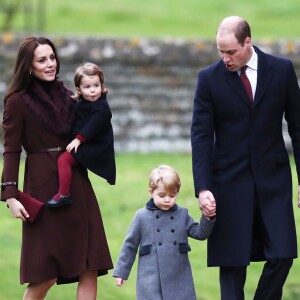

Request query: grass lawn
[
  {"left": 1, "top": 0, "right": 300, "bottom": 39},
  {"left": 1, "top": 153, "right": 300, "bottom": 299}
]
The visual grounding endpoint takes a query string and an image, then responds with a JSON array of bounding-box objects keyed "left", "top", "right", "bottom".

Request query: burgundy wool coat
[{"left": 1, "top": 88, "right": 113, "bottom": 284}]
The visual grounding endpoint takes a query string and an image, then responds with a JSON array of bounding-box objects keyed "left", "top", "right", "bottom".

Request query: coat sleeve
[
  {"left": 187, "top": 213, "right": 215, "bottom": 241},
  {"left": 1, "top": 95, "right": 23, "bottom": 200},
  {"left": 284, "top": 60, "right": 300, "bottom": 184},
  {"left": 191, "top": 69, "right": 215, "bottom": 196},
  {"left": 78, "top": 99, "right": 112, "bottom": 141},
  {"left": 112, "top": 211, "right": 141, "bottom": 280}
]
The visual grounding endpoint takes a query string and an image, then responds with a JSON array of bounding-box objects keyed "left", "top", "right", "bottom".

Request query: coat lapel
[
  {"left": 221, "top": 46, "right": 274, "bottom": 109},
  {"left": 223, "top": 66, "right": 252, "bottom": 108},
  {"left": 252, "top": 46, "right": 273, "bottom": 107}
]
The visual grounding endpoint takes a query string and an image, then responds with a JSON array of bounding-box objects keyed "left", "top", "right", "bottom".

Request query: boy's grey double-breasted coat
[{"left": 113, "top": 199, "right": 215, "bottom": 300}]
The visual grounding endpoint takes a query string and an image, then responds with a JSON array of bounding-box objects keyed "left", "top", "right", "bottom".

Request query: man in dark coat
[{"left": 191, "top": 16, "right": 300, "bottom": 300}]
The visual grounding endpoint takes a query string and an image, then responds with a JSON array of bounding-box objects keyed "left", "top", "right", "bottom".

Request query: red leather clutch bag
[{"left": 18, "top": 191, "right": 44, "bottom": 223}]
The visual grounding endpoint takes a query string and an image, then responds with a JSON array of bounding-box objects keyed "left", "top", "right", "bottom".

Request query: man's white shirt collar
[{"left": 246, "top": 46, "right": 258, "bottom": 71}]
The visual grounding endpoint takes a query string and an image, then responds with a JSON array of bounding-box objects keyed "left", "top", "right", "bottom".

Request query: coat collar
[
  {"left": 252, "top": 46, "right": 274, "bottom": 106},
  {"left": 23, "top": 77, "right": 75, "bottom": 134},
  {"left": 146, "top": 198, "right": 178, "bottom": 211},
  {"left": 221, "top": 45, "right": 273, "bottom": 108}
]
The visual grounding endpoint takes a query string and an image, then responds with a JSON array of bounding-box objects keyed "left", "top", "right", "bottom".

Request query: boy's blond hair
[{"left": 149, "top": 165, "right": 181, "bottom": 193}]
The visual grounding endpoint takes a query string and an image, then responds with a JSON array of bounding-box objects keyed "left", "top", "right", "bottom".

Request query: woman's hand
[{"left": 6, "top": 198, "right": 29, "bottom": 221}]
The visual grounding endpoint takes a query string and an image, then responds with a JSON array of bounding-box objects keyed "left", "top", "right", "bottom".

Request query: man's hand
[{"left": 198, "top": 190, "right": 216, "bottom": 218}]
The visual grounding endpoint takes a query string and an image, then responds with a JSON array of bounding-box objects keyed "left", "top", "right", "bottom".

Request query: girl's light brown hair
[
  {"left": 73, "top": 62, "right": 107, "bottom": 99},
  {"left": 149, "top": 165, "right": 181, "bottom": 194}
]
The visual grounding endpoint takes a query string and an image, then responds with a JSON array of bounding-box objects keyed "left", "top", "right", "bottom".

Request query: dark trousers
[{"left": 220, "top": 258, "right": 293, "bottom": 300}]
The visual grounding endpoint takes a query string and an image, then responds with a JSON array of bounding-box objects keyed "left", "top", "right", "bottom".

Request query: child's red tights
[{"left": 53, "top": 151, "right": 77, "bottom": 200}]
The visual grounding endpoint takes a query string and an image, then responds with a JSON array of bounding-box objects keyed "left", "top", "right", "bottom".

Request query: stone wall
[{"left": 1, "top": 34, "right": 300, "bottom": 152}]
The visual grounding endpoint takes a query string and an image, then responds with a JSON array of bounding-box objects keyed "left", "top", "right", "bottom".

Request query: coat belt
[{"left": 26, "top": 147, "right": 63, "bottom": 155}]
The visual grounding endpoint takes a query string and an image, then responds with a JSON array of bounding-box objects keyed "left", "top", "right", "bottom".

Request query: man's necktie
[{"left": 240, "top": 65, "right": 253, "bottom": 102}]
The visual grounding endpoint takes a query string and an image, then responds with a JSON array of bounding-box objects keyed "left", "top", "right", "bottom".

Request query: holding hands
[{"left": 199, "top": 190, "right": 216, "bottom": 218}]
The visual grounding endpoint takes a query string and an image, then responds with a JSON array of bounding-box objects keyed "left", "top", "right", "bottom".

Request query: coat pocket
[
  {"left": 139, "top": 244, "right": 152, "bottom": 256},
  {"left": 276, "top": 153, "right": 289, "bottom": 164},
  {"left": 212, "top": 159, "right": 230, "bottom": 170},
  {"left": 179, "top": 242, "right": 191, "bottom": 253},
  {"left": 26, "top": 155, "right": 51, "bottom": 188}
]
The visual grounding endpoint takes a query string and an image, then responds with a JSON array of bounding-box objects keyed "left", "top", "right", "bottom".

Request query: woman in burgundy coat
[{"left": 1, "top": 37, "right": 113, "bottom": 299}]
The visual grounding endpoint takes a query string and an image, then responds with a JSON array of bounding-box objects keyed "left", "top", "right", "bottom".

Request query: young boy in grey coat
[{"left": 113, "top": 164, "right": 216, "bottom": 300}]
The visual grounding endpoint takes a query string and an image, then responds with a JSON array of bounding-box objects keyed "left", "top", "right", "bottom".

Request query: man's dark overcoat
[
  {"left": 71, "top": 93, "right": 116, "bottom": 185},
  {"left": 191, "top": 46, "right": 300, "bottom": 267}
]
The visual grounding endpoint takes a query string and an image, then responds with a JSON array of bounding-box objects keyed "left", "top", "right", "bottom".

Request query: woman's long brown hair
[{"left": 4, "top": 36, "right": 60, "bottom": 105}]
